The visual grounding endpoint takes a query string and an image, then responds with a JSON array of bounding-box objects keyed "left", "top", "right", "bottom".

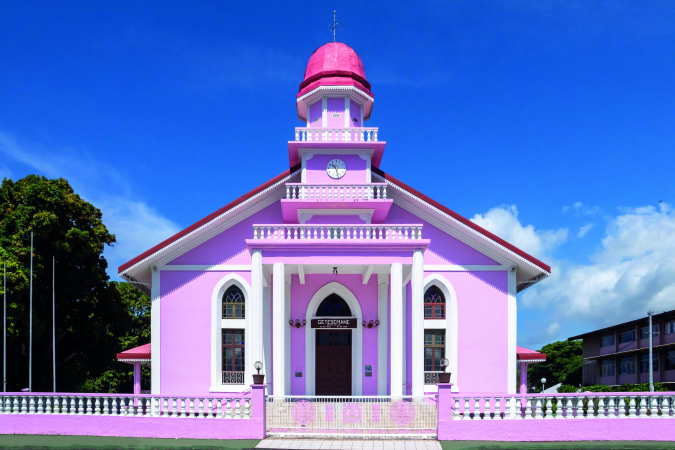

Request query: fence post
[
  {"left": 250, "top": 384, "right": 267, "bottom": 439},
  {"left": 437, "top": 383, "right": 454, "bottom": 440}
]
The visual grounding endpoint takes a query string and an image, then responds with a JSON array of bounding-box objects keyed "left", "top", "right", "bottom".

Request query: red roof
[
  {"left": 517, "top": 346, "right": 546, "bottom": 361},
  {"left": 116, "top": 343, "right": 151, "bottom": 361},
  {"left": 298, "top": 43, "right": 372, "bottom": 98},
  {"left": 119, "top": 166, "right": 551, "bottom": 275}
]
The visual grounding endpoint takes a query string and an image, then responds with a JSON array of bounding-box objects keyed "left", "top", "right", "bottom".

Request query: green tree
[
  {"left": 0, "top": 175, "right": 149, "bottom": 392},
  {"left": 527, "top": 340, "right": 583, "bottom": 391}
]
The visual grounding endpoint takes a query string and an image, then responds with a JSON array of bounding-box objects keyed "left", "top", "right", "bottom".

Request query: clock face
[{"left": 326, "top": 159, "right": 347, "bottom": 179}]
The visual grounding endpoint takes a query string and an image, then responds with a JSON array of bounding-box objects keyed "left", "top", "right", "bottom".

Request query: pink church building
[{"left": 117, "top": 42, "right": 550, "bottom": 398}]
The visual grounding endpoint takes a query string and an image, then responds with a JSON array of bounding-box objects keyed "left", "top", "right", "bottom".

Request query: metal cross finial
[{"left": 330, "top": 11, "right": 338, "bottom": 42}]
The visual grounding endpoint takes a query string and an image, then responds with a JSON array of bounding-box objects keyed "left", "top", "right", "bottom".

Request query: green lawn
[
  {"left": 440, "top": 441, "right": 675, "bottom": 450},
  {"left": 0, "top": 435, "right": 260, "bottom": 450}
]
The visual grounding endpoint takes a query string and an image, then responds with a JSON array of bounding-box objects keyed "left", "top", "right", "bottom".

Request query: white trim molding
[
  {"left": 424, "top": 265, "right": 509, "bottom": 272},
  {"left": 210, "top": 273, "right": 252, "bottom": 393},
  {"left": 161, "top": 265, "right": 252, "bottom": 271},
  {"left": 423, "top": 273, "right": 459, "bottom": 393},
  {"left": 305, "top": 282, "right": 363, "bottom": 396},
  {"left": 507, "top": 269, "right": 517, "bottom": 394},
  {"left": 150, "top": 268, "right": 160, "bottom": 394}
]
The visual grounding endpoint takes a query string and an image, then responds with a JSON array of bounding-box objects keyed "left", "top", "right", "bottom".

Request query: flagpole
[
  {"left": 53, "top": 256, "right": 56, "bottom": 392},
  {"left": 3, "top": 259, "right": 6, "bottom": 392},
  {"left": 29, "top": 232, "right": 33, "bottom": 392}
]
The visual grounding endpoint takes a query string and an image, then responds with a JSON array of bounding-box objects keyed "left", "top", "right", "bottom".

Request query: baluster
[
  {"left": 224, "top": 398, "right": 232, "bottom": 418},
  {"left": 45, "top": 397, "right": 53, "bottom": 415},
  {"left": 483, "top": 397, "right": 490, "bottom": 419},
  {"left": 245, "top": 398, "right": 251, "bottom": 419},
  {"left": 604, "top": 396, "right": 613, "bottom": 419},
  {"left": 204, "top": 398, "right": 213, "bottom": 418},
  {"left": 639, "top": 395, "right": 647, "bottom": 418},
  {"left": 87, "top": 397, "right": 93, "bottom": 415},
  {"left": 576, "top": 396, "right": 586, "bottom": 419},
  {"left": 28, "top": 396, "right": 35, "bottom": 414},
  {"left": 35, "top": 396, "right": 43, "bottom": 414},
  {"left": 102, "top": 397, "right": 109, "bottom": 416},
  {"left": 453, "top": 397, "right": 461, "bottom": 420},
  {"left": 651, "top": 396, "right": 659, "bottom": 418},
  {"left": 617, "top": 396, "right": 626, "bottom": 418},
  {"left": 524, "top": 397, "right": 533, "bottom": 419},
  {"left": 506, "top": 397, "right": 516, "bottom": 420},
  {"left": 473, "top": 396, "right": 481, "bottom": 419},
  {"left": 555, "top": 396, "right": 565, "bottom": 419},
  {"left": 383, "top": 185, "right": 387, "bottom": 199},
  {"left": 15, "top": 396, "right": 22, "bottom": 414},
  {"left": 463, "top": 397, "right": 470, "bottom": 419},
  {"left": 171, "top": 398, "right": 178, "bottom": 418},
  {"left": 319, "top": 226, "right": 325, "bottom": 240},
  {"left": 234, "top": 398, "right": 242, "bottom": 419}
]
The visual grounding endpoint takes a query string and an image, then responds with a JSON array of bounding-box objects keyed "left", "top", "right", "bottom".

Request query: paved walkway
[{"left": 256, "top": 439, "right": 441, "bottom": 450}]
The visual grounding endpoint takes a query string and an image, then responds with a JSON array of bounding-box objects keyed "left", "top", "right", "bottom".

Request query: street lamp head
[
  {"left": 254, "top": 361, "right": 263, "bottom": 374},
  {"left": 541, "top": 378, "right": 547, "bottom": 383}
]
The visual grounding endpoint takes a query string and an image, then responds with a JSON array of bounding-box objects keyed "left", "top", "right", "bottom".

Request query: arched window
[
  {"left": 424, "top": 285, "right": 445, "bottom": 319},
  {"left": 316, "top": 294, "right": 352, "bottom": 317},
  {"left": 223, "top": 285, "right": 245, "bottom": 318}
]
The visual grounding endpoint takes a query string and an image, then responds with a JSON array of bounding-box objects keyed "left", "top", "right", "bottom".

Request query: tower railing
[
  {"left": 285, "top": 183, "right": 388, "bottom": 201},
  {"left": 294, "top": 127, "right": 378, "bottom": 142}
]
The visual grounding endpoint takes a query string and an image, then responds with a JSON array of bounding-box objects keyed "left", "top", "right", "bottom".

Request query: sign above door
[{"left": 311, "top": 318, "right": 358, "bottom": 329}]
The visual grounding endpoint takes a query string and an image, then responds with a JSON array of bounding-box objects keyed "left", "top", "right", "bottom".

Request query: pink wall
[
  {"left": 385, "top": 204, "right": 499, "bottom": 266},
  {"left": 309, "top": 101, "right": 322, "bottom": 127},
  {"left": 428, "top": 271, "right": 509, "bottom": 393},
  {"left": 305, "top": 154, "right": 367, "bottom": 184},
  {"left": 350, "top": 102, "right": 362, "bottom": 127},
  {"left": 305, "top": 214, "right": 367, "bottom": 225},
  {"left": 169, "top": 202, "right": 282, "bottom": 266},
  {"left": 326, "top": 98, "right": 345, "bottom": 128},
  {"left": 160, "top": 270, "right": 252, "bottom": 395}
]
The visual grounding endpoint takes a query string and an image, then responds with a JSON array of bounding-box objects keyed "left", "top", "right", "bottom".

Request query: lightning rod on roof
[{"left": 330, "top": 11, "right": 338, "bottom": 42}]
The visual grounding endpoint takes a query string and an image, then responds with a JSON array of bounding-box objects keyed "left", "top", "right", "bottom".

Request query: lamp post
[
  {"left": 541, "top": 377, "right": 547, "bottom": 393},
  {"left": 253, "top": 361, "right": 264, "bottom": 384}
]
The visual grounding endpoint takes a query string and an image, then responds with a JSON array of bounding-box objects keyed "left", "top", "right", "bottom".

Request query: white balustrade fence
[
  {"left": 286, "top": 183, "right": 388, "bottom": 201},
  {"left": 252, "top": 224, "right": 423, "bottom": 241},
  {"left": 295, "top": 128, "right": 378, "bottom": 143},
  {"left": 0, "top": 393, "right": 252, "bottom": 419},
  {"left": 266, "top": 396, "right": 437, "bottom": 436},
  {"left": 449, "top": 393, "right": 675, "bottom": 420}
]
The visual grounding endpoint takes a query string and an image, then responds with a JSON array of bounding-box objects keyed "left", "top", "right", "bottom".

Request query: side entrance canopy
[
  {"left": 517, "top": 346, "right": 547, "bottom": 394},
  {"left": 116, "top": 343, "right": 151, "bottom": 395}
]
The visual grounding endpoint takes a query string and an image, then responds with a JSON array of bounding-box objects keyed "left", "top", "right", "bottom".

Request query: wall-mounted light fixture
[
  {"left": 289, "top": 319, "right": 307, "bottom": 328},
  {"left": 333, "top": 267, "right": 338, "bottom": 275},
  {"left": 362, "top": 320, "right": 380, "bottom": 329}
]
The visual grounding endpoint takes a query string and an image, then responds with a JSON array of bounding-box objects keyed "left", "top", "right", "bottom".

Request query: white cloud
[
  {"left": 562, "top": 201, "right": 601, "bottom": 216},
  {"left": 577, "top": 223, "right": 594, "bottom": 238},
  {"left": 0, "top": 131, "right": 180, "bottom": 278},
  {"left": 470, "top": 205, "right": 568, "bottom": 260},
  {"left": 526, "top": 203, "right": 675, "bottom": 328},
  {"left": 547, "top": 322, "right": 561, "bottom": 335}
]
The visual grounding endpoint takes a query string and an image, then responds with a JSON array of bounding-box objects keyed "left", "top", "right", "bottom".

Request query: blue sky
[{"left": 1, "top": 1, "right": 674, "bottom": 349}]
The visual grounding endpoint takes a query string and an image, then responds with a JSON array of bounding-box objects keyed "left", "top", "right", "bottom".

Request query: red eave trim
[
  {"left": 116, "top": 353, "right": 151, "bottom": 360},
  {"left": 517, "top": 354, "right": 547, "bottom": 360},
  {"left": 372, "top": 167, "right": 551, "bottom": 273},
  {"left": 118, "top": 166, "right": 300, "bottom": 273}
]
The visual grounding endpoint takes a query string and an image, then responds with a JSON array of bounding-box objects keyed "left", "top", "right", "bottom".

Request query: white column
[
  {"left": 285, "top": 274, "right": 292, "bottom": 395},
  {"left": 263, "top": 286, "right": 272, "bottom": 394},
  {"left": 508, "top": 268, "right": 517, "bottom": 394},
  {"left": 273, "top": 262, "right": 286, "bottom": 395},
  {"left": 390, "top": 263, "right": 403, "bottom": 397},
  {"left": 377, "top": 273, "right": 389, "bottom": 395},
  {"left": 411, "top": 250, "right": 425, "bottom": 396},
  {"left": 150, "top": 268, "right": 160, "bottom": 394},
  {"left": 250, "top": 251, "right": 264, "bottom": 386}
]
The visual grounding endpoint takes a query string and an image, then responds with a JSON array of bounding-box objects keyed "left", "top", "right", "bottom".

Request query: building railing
[
  {"left": 424, "top": 372, "right": 442, "bottom": 385},
  {"left": 266, "top": 395, "right": 437, "bottom": 435},
  {"left": 285, "top": 183, "right": 388, "bottom": 201},
  {"left": 0, "top": 393, "right": 252, "bottom": 418},
  {"left": 449, "top": 392, "right": 675, "bottom": 420},
  {"left": 295, "top": 128, "right": 378, "bottom": 143},
  {"left": 252, "top": 224, "right": 423, "bottom": 241},
  {"left": 222, "top": 371, "right": 245, "bottom": 385}
]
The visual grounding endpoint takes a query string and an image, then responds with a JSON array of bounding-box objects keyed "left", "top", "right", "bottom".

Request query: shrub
[{"left": 557, "top": 384, "right": 579, "bottom": 393}]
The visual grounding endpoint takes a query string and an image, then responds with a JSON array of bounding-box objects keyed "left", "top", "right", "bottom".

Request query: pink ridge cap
[
  {"left": 304, "top": 43, "right": 366, "bottom": 81},
  {"left": 516, "top": 346, "right": 546, "bottom": 360},
  {"left": 116, "top": 343, "right": 151, "bottom": 360}
]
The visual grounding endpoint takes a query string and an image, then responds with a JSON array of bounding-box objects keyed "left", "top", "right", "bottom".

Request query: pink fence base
[
  {"left": 0, "top": 414, "right": 265, "bottom": 440},
  {"left": 438, "top": 418, "right": 675, "bottom": 442}
]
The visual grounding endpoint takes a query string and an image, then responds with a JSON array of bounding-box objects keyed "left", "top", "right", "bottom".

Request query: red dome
[
  {"left": 304, "top": 43, "right": 366, "bottom": 81},
  {"left": 298, "top": 43, "right": 372, "bottom": 98}
]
